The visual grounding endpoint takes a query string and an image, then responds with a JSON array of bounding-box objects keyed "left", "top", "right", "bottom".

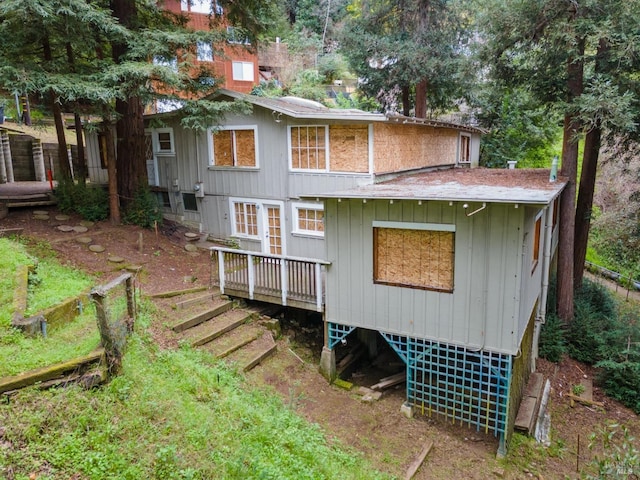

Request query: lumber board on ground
[
  {"left": 370, "top": 371, "right": 406, "bottom": 391},
  {"left": 0, "top": 349, "right": 104, "bottom": 394},
  {"left": 567, "top": 393, "right": 604, "bottom": 408},
  {"left": 404, "top": 440, "right": 434, "bottom": 480}
]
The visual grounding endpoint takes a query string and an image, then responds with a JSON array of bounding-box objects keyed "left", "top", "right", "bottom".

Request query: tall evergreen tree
[
  {"left": 341, "top": 0, "right": 472, "bottom": 116},
  {"left": 477, "top": 0, "right": 639, "bottom": 321}
]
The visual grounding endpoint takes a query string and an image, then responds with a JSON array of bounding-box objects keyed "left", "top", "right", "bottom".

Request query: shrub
[
  {"left": 538, "top": 313, "right": 565, "bottom": 362},
  {"left": 564, "top": 280, "right": 618, "bottom": 365},
  {"left": 54, "top": 179, "right": 109, "bottom": 221},
  {"left": 122, "top": 187, "right": 163, "bottom": 228}
]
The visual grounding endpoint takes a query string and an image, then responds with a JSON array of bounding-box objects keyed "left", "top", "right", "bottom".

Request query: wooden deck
[{"left": 210, "top": 247, "right": 329, "bottom": 312}]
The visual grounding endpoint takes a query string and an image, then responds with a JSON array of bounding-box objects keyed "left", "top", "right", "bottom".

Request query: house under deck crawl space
[{"left": 305, "top": 167, "right": 566, "bottom": 455}]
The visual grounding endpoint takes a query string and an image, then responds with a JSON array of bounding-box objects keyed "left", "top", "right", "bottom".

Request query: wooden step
[
  {"left": 172, "top": 290, "right": 221, "bottom": 310},
  {"left": 200, "top": 324, "right": 263, "bottom": 359},
  {"left": 514, "top": 372, "right": 545, "bottom": 434},
  {"left": 171, "top": 298, "right": 232, "bottom": 333},
  {"left": 222, "top": 332, "right": 277, "bottom": 372},
  {"left": 186, "top": 310, "right": 253, "bottom": 347}
]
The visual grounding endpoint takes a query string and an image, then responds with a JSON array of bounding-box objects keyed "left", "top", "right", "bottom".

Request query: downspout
[{"left": 533, "top": 203, "right": 554, "bottom": 368}]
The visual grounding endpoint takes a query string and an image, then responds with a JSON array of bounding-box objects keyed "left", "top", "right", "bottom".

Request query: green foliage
[
  {"left": 538, "top": 313, "right": 565, "bottom": 363},
  {"left": 287, "top": 69, "right": 327, "bottom": 102},
  {"left": 54, "top": 179, "right": 109, "bottom": 221},
  {"left": 122, "top": 187, "right": 163, "bottom": 229},
  {"left": 565, "top": 280, "right": 618, "bottom": 365},
  {"left": 587, "top": 423, "right": 640, "bottom": 479},
  {"left": 0, "top": 335, "right": 390, "bottom": 479},
  {"left": 545, "top": 277, "right": 640, "bottom": 413},
  {"left": 0, "top": 238, "right": 36, "bottom": 327},
  {"left": 251, "top": 80, "right": 284, "bottom": 97},
  {"left": 476, "top": 87, "right": 561, "bottom": 168}
]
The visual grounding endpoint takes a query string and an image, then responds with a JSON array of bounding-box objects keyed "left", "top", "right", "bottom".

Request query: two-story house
[{"left": 84, "top": 90, "right": 560, "bottom": 454}]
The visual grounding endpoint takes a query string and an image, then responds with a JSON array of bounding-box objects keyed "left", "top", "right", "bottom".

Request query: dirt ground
[{"left": 2, "top": 205, "right": 639, "bottom": 480}]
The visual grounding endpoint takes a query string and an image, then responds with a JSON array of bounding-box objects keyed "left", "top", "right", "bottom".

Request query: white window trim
[
  {"left": 372, "top": 221, "right": 456, "bottom": 232},
  {"left": 458, "top": 132, "right": 471, "bottom": 164},
  {"left": 288, "top": 125, "right": 330, "bottom": 172},
  {"left": 292, "top": 202, "right": 324, "bottom": 238},
  {"left": 231, "top": 61, "right": 254, "bottom": 81},
  {"left": 208, "top": 125, "right": 259, "bottom": 168},
  {"left": 229, "top": 198, "right": 260, "bottom": 239},
  {"left": 531, "top": 210, "right": 544, "bottom": 272},
  {"left": 154, "top": 128, "right": 175, "bottom": 155}
]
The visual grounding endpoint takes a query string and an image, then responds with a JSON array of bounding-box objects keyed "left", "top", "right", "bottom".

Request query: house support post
[
  {"left": 319, "top": 346, "right": 336, "bottom": 382},
  {"left": 32, "top": 139, "right": 46, "bottom": 182},
  {"left": 2, "top": 130, "right": 15, "bottom": 183}
]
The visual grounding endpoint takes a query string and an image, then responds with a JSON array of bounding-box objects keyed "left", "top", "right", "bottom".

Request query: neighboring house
[
  {"left": 148, "top": 0, "right": 258, "bottom": 114},
  {"left": 304, "top": 168, "right": 564, "bottom": 455}
]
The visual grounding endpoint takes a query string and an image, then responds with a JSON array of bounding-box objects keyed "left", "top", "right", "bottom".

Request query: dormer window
[{"left": 180, "top": 0, "right": 223, "bottom": 14}]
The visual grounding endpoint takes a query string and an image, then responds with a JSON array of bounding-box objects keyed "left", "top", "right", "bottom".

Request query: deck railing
[{"left": 210, "top": 247, "right": 330, "bottom": 312}]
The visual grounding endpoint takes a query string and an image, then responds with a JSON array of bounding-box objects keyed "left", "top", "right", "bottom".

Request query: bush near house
[{"left": 539, "top": 278, "right": 640, "bottom": 414}]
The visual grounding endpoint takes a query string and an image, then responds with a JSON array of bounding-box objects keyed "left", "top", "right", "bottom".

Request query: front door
[{"left": 262, "top": 204, "right": 283, "bottom": 255}]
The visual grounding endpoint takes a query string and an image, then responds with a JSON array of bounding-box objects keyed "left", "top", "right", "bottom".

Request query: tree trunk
[
  {"left": 573, "top": 124, "right": 601, "bottom": 289},
  {"left": 573, "top": 39, "right": 608, "bottom": 290},
  {"left": 556, "top": 36, "right": 584, "bottom": 323},
  {"left": 415, "top": 78, "right": 427, "bottom": 118},
  {"left": 102, "top": 120, "right": 120, "bottom": 224},
  {"left": 114, "top": 97, "right": 147, "bottom": 207},
  {"left": 402, "top": 85, "right": 411, "bottom": 116},
  {"left": 74, "top": 113, "right": 87, "bottom": 183},
  {"left": 66, "top": 42, "right": 87, "bottom": 184},
  {"left": 111, "top": 0, "right": 148, "bottom": 208},
  {"left": 43, "top": 36, "right": 71, "bottom": 180}
]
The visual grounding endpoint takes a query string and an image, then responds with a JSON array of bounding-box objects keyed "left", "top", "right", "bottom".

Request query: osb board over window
[
  {"left": 329, "top": 125, "right": 369, "bottom": 173},
  {"left": 212, "top": 130, "right": 256, "bottom": 167},
  {"left": 235, "top": 129, "right": 256, "bottom": 167},
  {"left": 372, "top": 124, "right": 458, "bottom": 174},
  {"left": 213, "top": 130, "right": 233, "bottom": 166},
  {"left": 374, "top": 227, "right": 454, "bottom": 292}
]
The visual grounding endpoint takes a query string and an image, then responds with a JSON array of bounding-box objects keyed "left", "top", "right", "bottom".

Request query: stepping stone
[
  {"left": 73, "top": 226, "right": 88, "bottom": 233},
  {"left": 33, "top": 214, "right": 49, "bottom": 220},
  {"left": 55, "top": 214, "right": 70, "bottom": 221},
  {"left": 107, "top": 256, "right": 124, "bottom": 263},
  {"left": 89, "top": 244, "right": 105, "bottom": 253},
  {"left": 185, "top": 232, "right": 199, "bottom": 238},
  {"left": 76, "top": 236, "right": 92, "bottom": 244},
  {"left": 57, "top": 225, "right": 75, "bottom": 232},
  {"left": 33, "top": 210, "right": 48, "bottom": 215},
  {"left": 184, "top": 244, "right": 199, "bottom": 252},
  {"left": 80, "top": 221, "right": 94, "bottom": 228}
]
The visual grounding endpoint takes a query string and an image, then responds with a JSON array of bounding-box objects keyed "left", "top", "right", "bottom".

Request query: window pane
[
  {"left": 234, "top": 202, "right": 246, "bottom": 234},
  {"left": 290, "top": 127, "right": 325, "bottom": 170},
  {"left": 232, "top": 61, "right": 253, "bottom": 81},
  {"left": 157, "top": 132, "right": 172, "bottom": 151},
  {"left": 197, "top": 41, "right": 213, "bottom": 62}
]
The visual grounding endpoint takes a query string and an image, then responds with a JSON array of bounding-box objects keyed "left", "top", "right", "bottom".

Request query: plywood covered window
[
  {"left": 373, "top": 224, "right": 455, "bottom": 293},
  {"left": 328, "top": 125, "right": 369, "bottom": 173},
  {"left": 233, "top": 201, "right": 258, "bottom": 237},
  {"left": 211, "top": 127, "right": 257, "bottom": 167},
  {"left": 292, "top": 202, "right": 324, "bottom": 237},
  {"left": 290, "top": 126, "right": 327, "bottom": 170}
]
